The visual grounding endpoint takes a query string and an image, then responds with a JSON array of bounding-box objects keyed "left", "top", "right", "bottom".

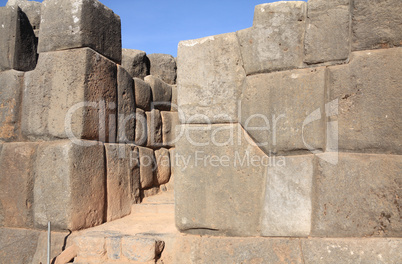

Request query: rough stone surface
[
  {"left": 128, "top": 145, "right": 141, "bottom": 204},
  {"left": 177, "top": 33, "right": 245, "bottom": 124},
  {"left": 241, "top": 67, "right": 326, "bottom": 155},
  {"left": 22, "top": 48, "right": 117, "bottom": 143},
  {"left": 122, "top": 49, "right": 150, "bottom": 79},
  {"left": 138, "top": 147, "right": 155, "bottom": 189},
  {"left": 170, "top": 84, "right": 178, "bottom": 111},
  {"left": 174, "top": 235, "right": 303, "bottom": 264},
  {"left": 135, "top": 108, "right": 147, "bottom": 146},
  {"left": 312, "top": 153, "right": 402, "bottom": 237},
  {"left": 237, "top": 2, "right": 306, "bottom": 75},
  {"left": 262, "top": 155, "right": 313, "bottom": 237},
  {"left": 161, "top": 111, "right": 179, "bottom": 147},
  {"left": 6, "top": 0, "right": 42, "bottom": 34},
  {"left": 121, "top": 236, "right": 163, "bottom": 262},
  {"left": 146, "top": 109, "right": 162, "bottom": 148},
  {"left": 0, "top": 142, "right": 38, "bottom": 228},
  {"left": 0, "top": 6, "right": 37, "bottom": 72},
  {"left": 148, "top": 53, "right": 177, "bottom": 85},
  {"left": 144, "top": 75, "right": 172, "bottom": 111},
  {"left": 117, "top": 66, "right": 135, "bottom": 143},
  {"left": 352, "top": 0, "right": 402, "bottom": 51},
  {"left": 54, "top": 245, "right": 78, "bottom": 264},
  {"left": 302, "top": 238, "right": 402, "bottom": 263},
  {"left": 105, "top": 144, "right": 132, "bottom": 222},
  {"left": 74, "top": 233, "right": 106, "bottom": 259},
  {"left": 32, "top": 231, "right": 75, "bottom": 264},
  {"left": 38, "top": 0, "right": 122, "bottom": 63},
  {"left": 0, "top": 227, "right": 40, "bottom": 264},
  {"left": 105, "top": 236, "right": 121, "bottom": 260},
  {"left": 33, "top": 140, "right": 105, "bottom": 231},
  {"left": 328, "top": 48, "right": 402, "bottom": 154},
  {"left": 0, "top": 70, "right": 24, "bottom": 141},
  {"left": 304, "top": 0, "right": 350, "bottom": 64},
  {"left": 175, "top": 124, "right": 267, "bottom": 236},
  {"left": 154, "top": 148, "right": 171, "bottom": 185},
  {"left": 134, "top": 77, "right": 152, "bottom": 111}
]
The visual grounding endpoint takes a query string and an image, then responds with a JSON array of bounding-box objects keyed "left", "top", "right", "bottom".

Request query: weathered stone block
[
  {"left": 302, "top": 238, "right": 402, "bottom": 263},
  {"left": 38, "top": 0, "right": 121, "bottom": 63},
  {"left": 0, "top": 70, "right": 24, "bottom": 141},
  {"left": 22, "top": 48, "right": 117, "bottom": 143},
  {"left": 105, "top": 144, "right": 132, "bottom": 222},
  {"left": 146, "top": 109, "right": 162, "bottom": 148},
  {"left": 105, "top": 236, "right": 121, "bottom": 260},
  {"left": 177, "top": 33, "right": 245, "bottom": 123},
  {"left": 144, "top": 75, "right": 172, "bottom": 111},
  {"left": 32, "top": 231, "right": 75, "bottom": 264},
  {"left": 161, "top": 111, "right": 179, "bottom": 148},
  {"left": 148, "top": 53, "right": 177, "bottom": 85},
  {"left": 134, "top": 77, "right": 151, "bottom": 111},
  {"left": 122, "top": 49, "right": 150, "bottom": 79},
  {"left": 121, "top": 236, "right": 163, "bottom": 262},
  {"left": 154, "top": 148, "right": 171, "bottom": 186},
  {"left": 0, "top": 6, "right": 37, "bottom": 72},
  {"left": 352, "top": 0, "right": 402, "bottom": 51},
  {"left": 138, "top": 147, "right": 155, "bottom": 189},
  {"left": 175, "top": 124, "right": 267, "bottom": 236},
  {"left": 75, "top": 234, "right": 106, "bottom": 259},
  {"left": 134, "top": 108, "right": 147, "bottom": 146},
  {"left": 241, "top": 67, "right": 326, "bottom": 155},
  {"left": 117, "top": 66, "right": 135, "bottom": 143},
  {"left": 170, "top": 84, "right": 178, "bottom": 111},
  {"left": 33, "top": 140, "right": 105, "bottom": 231},
  {"left": 328, "top": 48, "right": 402, "bottom": 154},
  {"left": 262, "top": 155, "right": 313, "bottom": 237},
  {"left": 7, "top": 0, "right": 42, "bottom": 35},
  {"left": 312, "top": 153, "right": 402, "bottom": 237},
  {"left": 304, "top": 0, "right": 350, "bottom": 64},
  {"left": 237, "top": 2, "right": 306, "bottom": 75},
  {"left": 128, "top": 145, "right": 141, "bottom": 204},
  {"left": 0, "top": 142, "right": 38, "bottom": 228}
]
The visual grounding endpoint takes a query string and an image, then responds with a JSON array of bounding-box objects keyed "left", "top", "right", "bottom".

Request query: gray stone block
[
  {"left": 170, "top": 84, "right": 178, "bottom": 111},
  {"left": 138, "top": 146, "right": 155, "bottom": 189},
  {"left": 121, "top": 236, "right": 164, "bottom": 262},
  {"left": 312, "top": 153, "right": 402, "bottom": 237},
  {"left": 304, "top": 0, "right": 350, "bottom": 64},
  {"left": 328, "top": 48, "right": 402, "bottom": 154},
  {"left": 237, "top": 1, "right": 306, "bottom": 75},
  {"left": 127, "top": 145, "right": 141, "bottom": 204},
  {"left": 177, "top": 33, "right": 245, "bottom": 123},
  {"left": 0, "top": 142, "right": 38, "bottom": 228},
  {"left": 352, "top": 0, "right": 402, "bottom": 51},
  {"left": 241, "top": 67, "right": 326, "bottom": 155},
  {"left": 22, "top": 48, "right": 117, "bottom": 143},
  {"left": 38, "top": 0, "right": 122, "bottom": 63},
  {"left": 33, "top": 140, "right": 105, "bottom": 231},
  {"left": 134, "top": 108, "right": 147, "bottom": 146},
  {"left": 134, "top": 77, "right": 151, "bottom": 111},
  {"left": 122, "top": 49, "right": 150, "bottom": 79},
  {"left": 0, "top": 70, "right": 24, "bottom": 142},
  {"left": 146, "top": 109, "right": 162, "bottom": 148},
  {"left": 154, "top": 148, "right": 171, "bottom": 186},
  {"left": 144, "top": 75, "right": 172, "bottom": 111},
  {"left": 0, "top": 6, "right": 37, "bottom": 72},
  {"left": 262, "top": 155, "right": 314, "bottom": 237},
  {"left": 117, "top": 66, "right": 135, "bottom": 143},
  {"left": 7, "top": 0, "right": 42, "bottom": 34},
  {"left": 105, "top": 144, "right": 132, "bottom": 222},
  {"left": 161, "top": 111, "right": 179, "bottom": 147},
  {"left": 148, "top": 53, "right": 177, "bottom": 85},
  {"left": 175, "top": 124, "right": 267, "bottom": 236}
]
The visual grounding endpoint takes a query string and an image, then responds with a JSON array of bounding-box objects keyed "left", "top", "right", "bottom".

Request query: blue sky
[{"left": 1, "top": 0, "right": 307, "bottom": 57}]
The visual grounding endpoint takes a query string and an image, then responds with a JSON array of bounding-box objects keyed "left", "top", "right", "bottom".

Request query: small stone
[
  {"left": 135, "top": 108, "right": 147, "bottom": 146},
  {"left": 121, "top": 236, "right": 160, "bottom": 262},
  {"left": 146, "top": 109, "right": 162, "bottom": 148},
  {"left": 148, "top": 53, "right": 177, "bottom": 85},
  {"left": 161, "top": 111, "right": 179, "bottom": 147},
  {"left": 154, "top": 148, "right": 171, "bottom": 185},
  {"left": 144, "top": 75, "right": 172, "bottom": 111},
  {"left": 122, "top": 49, "right": 150, "bottom": 79},
  {"left": 138, "top": 147, "right": 155, "bottom": 189},
  {"left": 117, "top": 66, "right": 135, "bottom": 143},
  {"left": 134, "top": 77, "right": 152, "bottom": 111}
]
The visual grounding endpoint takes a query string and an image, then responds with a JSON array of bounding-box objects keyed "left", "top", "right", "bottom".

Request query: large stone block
[
  {"left": 138, "top": 147, "right": 155, "bottom": 189},
  {"left": 146, "top": 109, "right": 162, "bottom": 148},
  {"left": 121, "top": 49, "right": 150, "bottom": 79},
  {"left": 262, "top": 155, "right": 313, "bottom": 237},
  {"left": 161, "top": 111, "right": 179, "bottom": 147},
  {"left": 117, "top": 66, "right": 135, "bottom": 143},
  {"left": 0, "top": 142, "right": 38, "bottom": 228},
  {"left": 133, "top": 77, "right": 151, "bottom": 111},
  {"left": 0, "top": 70, "right": 24, "bottom": 141},
  {"left": 38, "top": 0, "right": 122, "bottom": 63},
  {"left": 148, "top": 53, "right": 177, "bottom": 85},
  {"left": 175, "top": 124, "right": 267, "bottom": 236},
  {"left": 134, "top": 108, "right": 147, "bottom": 146},
  {"left": 33, "top": 140, "right": 105, "bottom": 231},
  {"left": 177, "top": 33, "right": 245, "bottom": 123},
  {"left": 7, "top": 0, "right": 42, "bottom": 35},
  {"left": 22, "top": 48, "right": 117, "bottom": 143},
  {"left": 328, "top": 48, "right": 402, "bottom": 154},
  {"left": 304, "top": 0, "right": 350, "bottom": 64},
  {"left": 312, "top": 153, "right": 402, "bottom": 237},
  {"left": 302, "top": 238, "right": 402, "bottom": 263},
  {"left": 144, "top": 75, "right": 172, "bottom": 111},
  {"left": 0, "top": 6, "right": 37, "bottom": 72},
  {"left": 237, "top": 2, "right": 306, "bottom": 75},
  {"left": 105, "top": 144, "right": 132, "bottom": 222},
  {"left": 241, "top": 67, "right": 326, "bottom": 155},
  {"left": 154, "top": 148, "right": 171, "bottom": 186},
  {"left": 352, "top": 0, "right": 402, "bottom": 51}
]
